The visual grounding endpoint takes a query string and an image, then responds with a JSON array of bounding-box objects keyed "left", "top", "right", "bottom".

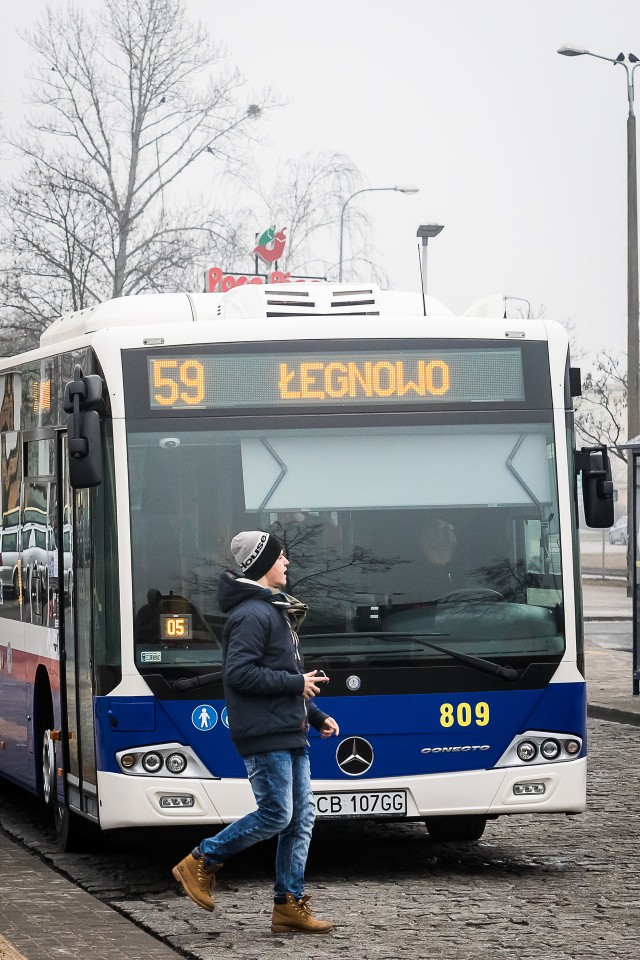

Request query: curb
[
  {"left": 584, "top": 615, "right": 632, "bottom": 622},
  {"left": 581, "top": 574, "right": 626, "bottom": 581},
  {"left": 587, "top": 704, "right": 640, "bottom": 727},
  {"left": 0, "top": 934, "right": 26, "bottom": 960}
]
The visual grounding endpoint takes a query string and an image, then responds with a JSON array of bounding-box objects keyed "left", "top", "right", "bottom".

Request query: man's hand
[
  {"left": 318, "top": 716, "right": 340, "bottom": 738},
  {"left": 302, "top": 670, "right": 329, "bottom": 699}
]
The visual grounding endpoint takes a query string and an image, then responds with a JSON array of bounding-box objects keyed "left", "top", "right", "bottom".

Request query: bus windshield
[{"left": 127, "top": 418, "right": 564, "bottom": 686}]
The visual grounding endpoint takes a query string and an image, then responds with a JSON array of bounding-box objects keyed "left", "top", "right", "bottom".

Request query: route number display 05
[{"left": 160, "top": 614, "right": 193, "bottom": 641}]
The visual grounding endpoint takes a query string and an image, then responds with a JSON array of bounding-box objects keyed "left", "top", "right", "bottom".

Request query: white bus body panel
[{"left": 97, "top": 759, "right": 586, "bottom": 830}]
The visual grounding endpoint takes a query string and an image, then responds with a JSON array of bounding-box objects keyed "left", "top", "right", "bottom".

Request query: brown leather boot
[
  {"left": 271, "top": 893, "right": 333, "bottom": 934},
  {"left": 172, "top": 853, "right": 222, "bottom": 912}
]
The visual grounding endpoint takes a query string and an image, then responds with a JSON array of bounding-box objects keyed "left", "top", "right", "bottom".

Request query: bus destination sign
[{"left": 147, "top": 349, "right": 525, "bottom": 410}]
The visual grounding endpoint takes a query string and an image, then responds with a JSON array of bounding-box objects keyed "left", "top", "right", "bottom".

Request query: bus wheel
[
  {"left": 54, "top": 799, "right": 96, "bottom": 853},
  {"left": 424, "top": 815, "right": 487, "bottom": 843},
  {"left": 41, "top": 730, "right": 57, "bottom": 807}
]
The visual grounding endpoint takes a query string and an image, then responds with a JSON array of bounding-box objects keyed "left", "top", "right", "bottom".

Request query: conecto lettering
[{"left": 278, "top": 359, "right": 450, "bottom": 401}]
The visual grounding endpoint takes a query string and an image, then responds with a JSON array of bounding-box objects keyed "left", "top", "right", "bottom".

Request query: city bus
[{"left": 0, "top": 283, "right": 613, "bottom": 850}]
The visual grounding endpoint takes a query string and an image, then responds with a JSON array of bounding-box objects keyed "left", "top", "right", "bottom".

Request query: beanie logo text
[{"left": 240, "top": 534, "right": 268, "bottom": 570}]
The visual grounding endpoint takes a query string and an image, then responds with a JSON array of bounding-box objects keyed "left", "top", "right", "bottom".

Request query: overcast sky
[{"left": 1, "top": 0, "right": 640, "bottom": 364}]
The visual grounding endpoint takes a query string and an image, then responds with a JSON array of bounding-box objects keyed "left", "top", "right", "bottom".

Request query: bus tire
[
  {"left": 34, "top": 677, "right": 54, "bottom": 803},
  {"left": 54, "top": 800, "right": 97, "bottom": 853},
  {"left": 424, "top": 815, "right": 487, "bottom": 843}
]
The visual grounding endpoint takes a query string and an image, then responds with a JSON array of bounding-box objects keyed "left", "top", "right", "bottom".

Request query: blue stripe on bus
[{"left": 95, "top": 682, "right": 586, "bottom": 780}]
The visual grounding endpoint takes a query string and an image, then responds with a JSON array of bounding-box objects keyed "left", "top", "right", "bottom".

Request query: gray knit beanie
[{"left": 231, "top": 530, "right": 283, "bottom": 581}]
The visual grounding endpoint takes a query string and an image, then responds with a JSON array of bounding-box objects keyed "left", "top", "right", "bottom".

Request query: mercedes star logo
[{"left": 336, "top": 737, "right": 374, "bottom": 776}]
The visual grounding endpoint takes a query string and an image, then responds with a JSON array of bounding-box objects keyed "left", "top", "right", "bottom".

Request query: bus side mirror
[
  {"left": 576, "top": 445, "right": 614, "bottom": 528},
  {"left": 63, "top": 365, "right": 104, "bottom": 488},
  {"left": 569, "top": 367, "right": 582, "bottom": 398}
]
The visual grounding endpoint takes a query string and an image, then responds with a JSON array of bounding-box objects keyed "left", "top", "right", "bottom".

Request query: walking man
[{"left": 172, "top": 530, "right": 339, "bottom": 934}]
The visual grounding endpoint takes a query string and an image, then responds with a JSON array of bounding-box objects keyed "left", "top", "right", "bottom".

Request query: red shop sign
[{"left": 206, "top": 266, "right": 323, "bottom": 293}]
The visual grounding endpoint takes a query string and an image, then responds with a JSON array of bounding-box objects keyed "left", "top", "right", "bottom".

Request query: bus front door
[{"left": 58, "top": 435, "right": 98, "bottom": 824}]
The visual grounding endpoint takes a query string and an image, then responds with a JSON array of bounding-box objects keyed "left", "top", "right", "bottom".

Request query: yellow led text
[
  {"left": 152, "top": 359, "right": 205, "bottom": 406},
  {"left": 278, "top": 360, "right": 450, "bottom": 401}
]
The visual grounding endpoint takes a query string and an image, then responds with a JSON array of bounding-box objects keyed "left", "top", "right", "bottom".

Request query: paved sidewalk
[
  {"left": 582, "top": 577, "right": 632, "bottom": 620},
  {"left": 585, "top": 641, "right": 639, "bottom": 727},
  {"left": 582, "top": 579, "right": 639, "bottom": 727},
  {"left": 0, "top": 577, "right": 638, "bottom": 960},
  {"left": 0, "top": 829, "right": 181, "bottom": 960}
]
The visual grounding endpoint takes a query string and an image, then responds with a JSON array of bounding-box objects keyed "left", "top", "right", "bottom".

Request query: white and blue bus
[{"left": 0, "top": 283, "right": 613, "bottom": 849}]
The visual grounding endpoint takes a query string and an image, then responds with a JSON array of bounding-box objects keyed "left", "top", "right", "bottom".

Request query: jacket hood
[
  {"left": 217, "top": 569, "right": 271, "bottom": 612},
  {"left": 217, "top": 569, "right": 309, "bottom": 627}
]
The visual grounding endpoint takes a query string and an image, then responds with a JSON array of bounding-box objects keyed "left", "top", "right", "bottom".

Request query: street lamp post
[
  {"left": 558, "top": 46, "right": 640, "bottom": 594},
  {"left": 416, "top": 223, "right": 445, "bottom": 308},
  {"left": 558, "top": 46, "right": 640, "bottom": 443},
  {"left": 338, "top": 185, "right": 419, "bottom": 282}
]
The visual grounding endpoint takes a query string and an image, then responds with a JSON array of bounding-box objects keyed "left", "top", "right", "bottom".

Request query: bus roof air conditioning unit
[{"left": 218, "top": 283, "right": 382, "bottom": 320}]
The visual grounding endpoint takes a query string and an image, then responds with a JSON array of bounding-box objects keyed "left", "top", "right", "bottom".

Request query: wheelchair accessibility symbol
[
  {"left": 191, "top": 704, "right": 218, "bottom": 731},
  {"left": 221, "top": 706, "right": 229, "bottom": 728}
]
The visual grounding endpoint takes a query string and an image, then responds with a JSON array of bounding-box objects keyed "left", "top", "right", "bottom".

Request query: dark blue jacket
[{"left": 218, "top": 570, "right": 328, "bottom": 757}]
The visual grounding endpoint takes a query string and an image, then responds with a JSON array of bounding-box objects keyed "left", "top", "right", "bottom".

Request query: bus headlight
[
  {"left": 166, "top": 752, "right": 187, "bottom": 774},
  {"left": 496, "top": 731, "right": 584, "bottom": 768},
  {"left": 159, "top": 795, "right": 194, "bottom": 808},
  {"left": 516, "top": 741, "right": 537, "bottom": 762},
  {"left": 540, "top": 739, "right": 560, "bottom": 761},
  {"left": 513, "top": 782, "right": 546, "bottom": 796},
  {"left": 115, "top": 742, "right": 214, "bottom": 777},
  {"left": 142, "top": 752, "right": 163, "bottom": 773}
]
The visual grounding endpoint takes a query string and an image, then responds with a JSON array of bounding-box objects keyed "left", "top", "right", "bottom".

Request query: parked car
[
  {"left": 0, "top": 526, "right": 21, "bottom": 596},
  {"left": 609, "top": 515, "right": 628, "bottom": 545}
]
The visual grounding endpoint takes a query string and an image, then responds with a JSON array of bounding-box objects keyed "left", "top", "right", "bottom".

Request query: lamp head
[
  {"left": 557, "top": 45, "right": 589, "bottom": 57},
  {"left": 416, "top": 224, "right": 444, "bottom": 240},
  {"left": 395, "top": 185, "right": 419, "bottom": 194},
  {"left": 629, "top": 53, "right": 640, "bottom": 63}
]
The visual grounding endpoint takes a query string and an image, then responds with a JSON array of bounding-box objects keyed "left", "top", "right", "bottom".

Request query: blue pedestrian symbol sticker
[
  {"left": 221, "top": 706, "right": 229, "bottom": 728},
  {"left": 192, "top": 704, "right": 218, "bottom": 731}
]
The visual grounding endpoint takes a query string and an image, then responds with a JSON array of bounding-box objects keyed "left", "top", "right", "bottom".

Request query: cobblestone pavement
[{"left": 0, "top": 717, "right": 638, "bottom": 960}]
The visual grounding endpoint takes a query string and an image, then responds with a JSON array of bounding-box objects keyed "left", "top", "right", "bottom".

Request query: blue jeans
[{"left": 197, "top": 747, "right": 316, "bottom": 901}]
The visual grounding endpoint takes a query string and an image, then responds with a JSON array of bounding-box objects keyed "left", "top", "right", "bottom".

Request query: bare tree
[
  {"left": 231, "top": 150, "right": 384, "bottom": 282},
  {"left": 575, "top": 351, "right": 628, "bottom": 464},
  {"left": 0, "top": 158, "right": 109, "bottom": 352},
  {"left": 0, "top": 0, "right": 270, "bottom": 347}
]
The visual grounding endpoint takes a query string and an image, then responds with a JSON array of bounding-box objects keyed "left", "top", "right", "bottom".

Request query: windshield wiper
[
  {"left": 174, "top": 670, "right": 222, "bottom": 692},
  {"left": 306, "top": 632, "right": 520, "bottom": 682},
  {"left": 174, "top": 631, "right": 520, "bottom": 691}
]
